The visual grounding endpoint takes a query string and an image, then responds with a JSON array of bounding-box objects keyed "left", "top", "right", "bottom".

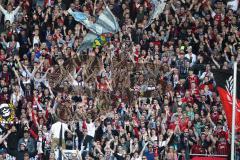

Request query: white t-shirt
[
  {"left": 185, "top": 53, "right": 196, "bottom": 66},
  {"left": 11, "top": 92, "right": 23, "bottom": 106},
  {"left": 7, "top": 41, "right": 20, "bottom": 49},
  {"left": 50, "top": 122, "right": 69, "bottom": 139},
  {"left": 0, "top": 5, "right": 20, "bottom": 23},
  {"left": 86, "top": 122, "right": 95, "bottom": 138},
  {"left": 159, "top": 140, "right": 167, "bottom": 147},
  {"left": 33, "top": 36, "right": 40, "bottom": 46}
]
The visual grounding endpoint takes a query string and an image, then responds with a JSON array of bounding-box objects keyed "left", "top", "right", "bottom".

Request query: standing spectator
[
  {"left": 0, "top": 2, "right": 23, "bottom": 24},
  {"left": 17, "top": 130, "right": 36, "bottom": 157}
]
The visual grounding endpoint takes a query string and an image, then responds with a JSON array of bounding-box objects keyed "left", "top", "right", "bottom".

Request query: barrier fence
[{"left": 190, "top": 154, "right": 228, "bottom": 160}]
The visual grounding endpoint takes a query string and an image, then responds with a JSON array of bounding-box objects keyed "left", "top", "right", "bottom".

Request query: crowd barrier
[{"left": 190, "top": 154, "right": 228, "bottom": 160}]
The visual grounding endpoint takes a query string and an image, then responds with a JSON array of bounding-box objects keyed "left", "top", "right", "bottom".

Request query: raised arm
[
  {"left": 93, "top": 142, "right": 103, "bottom": 155},
  {"left": 31, "top": 60, "right": 44, "bottom": 77},
  {"left": 13, "top": 2, "right": 23, "bottom": 15},
  {"left": 12, "top": 67, "right": 21, "bottom": 83},
  {"left": 139, "top": 141, "right": 149, "bottom": 158},
  {"left": 0, "top": 130, "right": 11, "bottom": 144},
  {"left": 211, "top": 55, "right": 221, "bottom": 69},
  {"left": 0, "top": 4, "right": 7, "bottom": 15},
  {"left": 73, "top": 67, "right": 82, "bottom": 79}
]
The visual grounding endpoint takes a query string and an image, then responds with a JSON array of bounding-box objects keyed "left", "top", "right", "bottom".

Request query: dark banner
[{"left": 213, "top": 69, "right": 240, "bottom": 131}]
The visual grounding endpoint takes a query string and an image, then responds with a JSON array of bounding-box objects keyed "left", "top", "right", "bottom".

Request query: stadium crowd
[{"left": 0, "top": 0, "right": 239, "bottom": 159}]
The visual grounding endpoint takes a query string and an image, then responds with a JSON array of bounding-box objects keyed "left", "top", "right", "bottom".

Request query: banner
[
  {"left": 95, "top": 6, "right": 120, "bottom": 34},
  {"left": 78, "top": 32, "right": 98, "bottom": 52},
  {"left": 0, "top": 103, "right": 15, "bottom": 124},
  {"left": 144, "top": 0, "right": 166, "bottom": 29},
  {"left": 213, "top": 69, "right": 240, "bottom": 131},
  {"left": 55, "top": 149, "right": 79, "bottom": 159},
  {"left": 69, "top": 7, "right": 120, "bottom": 35},
  {"left": 227, "top": 0, "right": 239, "bottom": 11},
  {"left": 78, "top": 6, "right": 120, "bottom": 51}
]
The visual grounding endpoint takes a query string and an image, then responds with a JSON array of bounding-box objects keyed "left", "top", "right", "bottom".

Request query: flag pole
[{"left": 231, "top": 61, "right": 238, "bottom": 160}]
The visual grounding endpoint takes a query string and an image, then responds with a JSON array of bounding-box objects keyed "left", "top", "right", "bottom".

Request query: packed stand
[{"left": 0, "top": 0, "right": 239, "bottom": 159}]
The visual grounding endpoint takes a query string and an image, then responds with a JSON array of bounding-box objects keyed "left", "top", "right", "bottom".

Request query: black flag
[{"left": 213, "top": 69, "right": 240, "bottom": 131}]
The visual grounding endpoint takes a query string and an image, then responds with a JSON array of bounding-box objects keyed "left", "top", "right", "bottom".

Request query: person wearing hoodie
[
  {"left": 16, "top": 143, "right": 27, "bottom": 160},
  {"left": 17, "top": 130, "right": 36, "bottom": 158},
  {"left": 7, "top": 125, "right": 21, "bottom": 157}
]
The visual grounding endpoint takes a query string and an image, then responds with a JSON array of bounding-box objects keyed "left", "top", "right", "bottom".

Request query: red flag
[{"left": 213, "top": 69, "right": 240, "bottom": 131}]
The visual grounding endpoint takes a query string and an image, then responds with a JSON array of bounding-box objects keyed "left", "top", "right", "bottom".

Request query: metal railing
[{"left": 190, "top": 153, "right": 228, "bottom": 157}]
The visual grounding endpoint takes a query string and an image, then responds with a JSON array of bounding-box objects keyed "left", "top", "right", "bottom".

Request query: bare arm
[
  {"left": 73, "top": 67, "right": 82, "bottom": 79},
  {"left": 0, "top": 130, "right": 11, "bottom": 144},
  {"left": 211, "top": 55, "right": 221, "bottom": 69},
  {"left": 32, "top": 60, "right": 44, "bottom": 77},
  {"left": 93, "top": 0, "right": 97, "bottom": 16},
  {"left": 12, "top": 68, "right": 21, "bottom": 83}
]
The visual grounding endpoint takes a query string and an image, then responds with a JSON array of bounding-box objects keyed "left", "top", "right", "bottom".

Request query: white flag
[{"left": 144, "top": 0, "right": 166, "bottom": 29}]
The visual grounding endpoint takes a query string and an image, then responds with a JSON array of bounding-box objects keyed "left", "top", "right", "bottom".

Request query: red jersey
[
  {"left": 178, "top": 117, "right": 189, "bottom": 131},
  {"left": 214, "top": 14, "right": 222, "bottom": 24},
  {"left": 189, "top": 88, "right": 200, "bottom": 100},
  {"left": 211, "top": 112, "right": 219, "bottom": 123},
  {"left": 186, "top": 75, "right": 199, "bottom": 89},
  {"left": 191, "top": 144, "right": 205, "bottom": 154},
  {"left": 0, "top": 71, "right": 10, "bottom": 84},
  {"left": 0, "top": 54, "right": 6, "bottom": 61},
  {"left": 181, "top": 96, "right": 194, "bottom": 104},
  {"left": 199, "top": 83, "right": 214, "bottom": 91},
  {"left": 216, "top": 141, "right": 230, "bottom": 155}
]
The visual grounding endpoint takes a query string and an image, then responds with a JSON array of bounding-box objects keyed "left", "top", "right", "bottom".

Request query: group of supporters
[{"left": 0, "top": 0, "right": 239, "bottom": 159}]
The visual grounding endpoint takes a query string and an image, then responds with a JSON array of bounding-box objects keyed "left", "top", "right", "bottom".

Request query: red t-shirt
[
  {"left": 187, "top": 75, "right": 199, "bottom": 88},
  {"left": 0, "top": 72, "right": 10, "bottom": 84},
  {"left": 191, "top": 144, "right": 205, "bottom": 154},
  {"left": 182, "top": 96, "right": 194, "bottom": 104},
  {"left": 214, "top": 14, "right": 222, "bottom": 24},
  {"left": 216, "top": 141, "right": 230, "bottom": 155},
  {"left": 211, "top": 112, "right": 219, "bottom": 123}
]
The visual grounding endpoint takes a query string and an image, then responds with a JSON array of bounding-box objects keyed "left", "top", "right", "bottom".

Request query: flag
[
  {"left": 227, "top": 0, "right": 239, "bottom": 11},
  {"left": 78, "top": 6, "right": 120, "bottom": 51},
  {"left": 144, "top": 0, "right": 166, "bottom": 29},
  {"left": 94, "top": 6, "right": 120, "bottom": 34},
  {"left": 78, "top": 32, "right": 98, "bottom": 52},
  {"left": 93, "top": 35, "right": 107, "bottom": 48},
  {"left": 213, "top": 69, "right": 240, "bottom": 131},
  {"left": 67, "top": 8, "right": 93, "bottom": 35},
  {"left": 69, "top": 7, "right": 120, "bottom": 35},
  {"left": 68, "top": 8, "right": 89, "bottom": 22},
  {"left": 0, "top": 103, "right": 15, "bottom": 124}
]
